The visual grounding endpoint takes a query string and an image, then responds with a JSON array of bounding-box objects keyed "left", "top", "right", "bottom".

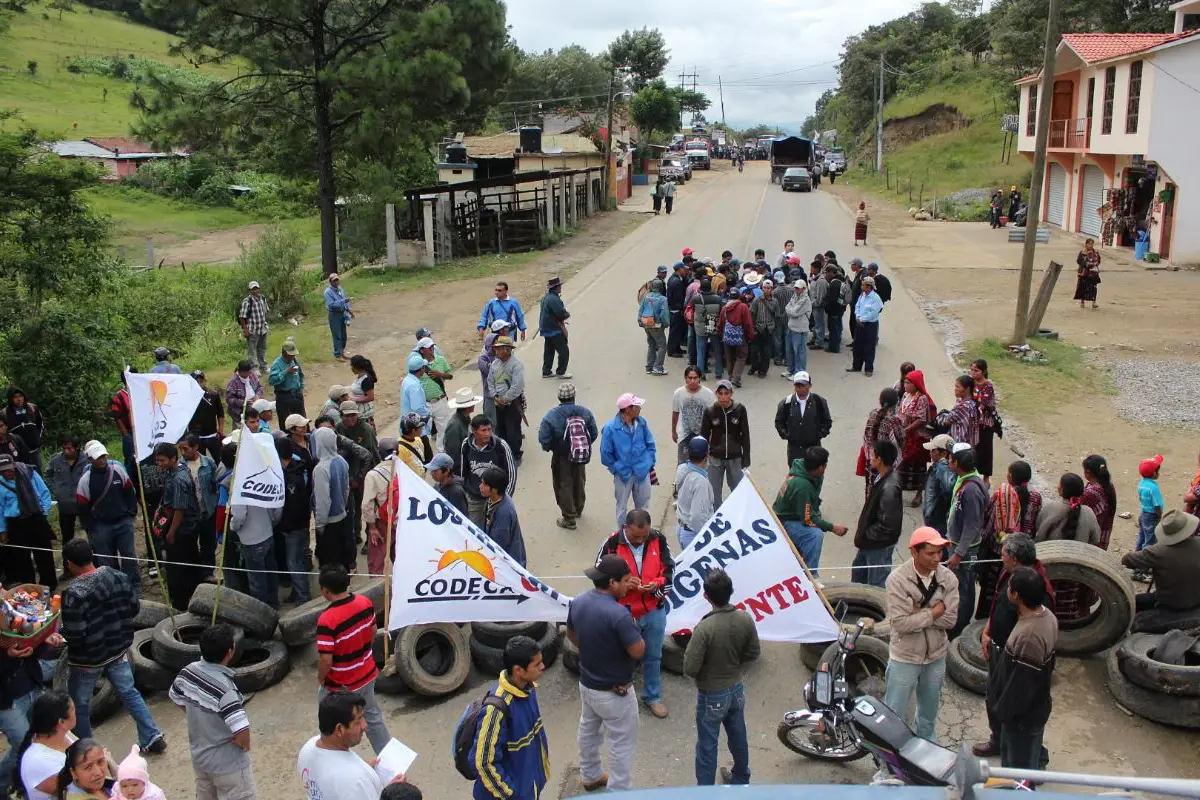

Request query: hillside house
[
  {"left": 1016, "top": 4, "right": 1200, "bottom": 263},
  {"left": 50, "top": 137, "right": 186, "bottom": 181}
]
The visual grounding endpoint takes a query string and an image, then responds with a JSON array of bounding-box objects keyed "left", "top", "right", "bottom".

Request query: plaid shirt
[{"left": 238, "top": 294, "right": 270, "bottom": 335}]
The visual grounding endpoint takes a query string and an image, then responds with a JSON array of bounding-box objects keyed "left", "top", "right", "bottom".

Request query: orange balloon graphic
[
  {"left": 437, "top": 549, "right": 495, "bottom": 581},
  {"left": 149, "top": 380, "right": 169, "bottom": 408}
]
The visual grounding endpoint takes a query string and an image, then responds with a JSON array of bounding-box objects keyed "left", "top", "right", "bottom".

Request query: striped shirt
[
  {"left": 316, "top": 593, "right": 378, "bottom": 691},
  {"left": 168, "top": 659, "right": 251, "bottom": 775}
]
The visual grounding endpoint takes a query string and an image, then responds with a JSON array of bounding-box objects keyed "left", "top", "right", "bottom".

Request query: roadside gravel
[{"left": 1111, "top": 359, "right": 1200, "bottom": 428}]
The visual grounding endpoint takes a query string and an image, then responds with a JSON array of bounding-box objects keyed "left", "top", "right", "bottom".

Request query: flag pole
[
  {"left": 127, "top": 380, "right": 176, "bottom": 629},
  {"left": 745, "top": 474, "right": 838, "bottom": 620},
  {"left": 380, "top": 456, "right": 398, "bottom": 663},
  {"left": 212, "top": 427, "right": 249, "bottom": 625}
]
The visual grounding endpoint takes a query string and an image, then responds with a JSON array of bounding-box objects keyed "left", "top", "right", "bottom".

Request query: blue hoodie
[{"left": 600, "top": 414, "right": 656, "bottom": 482}]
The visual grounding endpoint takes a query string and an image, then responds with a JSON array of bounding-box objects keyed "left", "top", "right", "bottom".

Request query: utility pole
[
  {"left": 604, "top": 67, "right": 616, "bottom": 208},
  {"left": 1012, "top": 0, "right": 1061, "bottom": 345},
  {"left": 876, "top": 53, "right": 884, "bottom": 173},
  {"left": 718, "top": 75, "right": 726, "bottom": 127}
]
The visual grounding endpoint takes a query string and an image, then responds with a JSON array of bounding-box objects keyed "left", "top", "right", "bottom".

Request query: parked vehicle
[
  {"left": 781, "top": 167, "right": 813, "bottom": 192},
  {"left": 659, "top": 158, "right": 687, "bottom": 183},
  {"left": 826, "top": 146, "right": 847, "bottom": 175},
  {"left": 684, "top": 138, "right": 712, "bottom": 170},
  {"left": 770, "top": 136, "right": 815, "bottom": 183}
]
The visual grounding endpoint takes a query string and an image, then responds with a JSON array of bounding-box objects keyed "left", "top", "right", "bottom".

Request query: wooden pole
[
  {"left": 210, "top": 428, "right": 248, "bottom": 626},
  {"left": 380, "top": 456, "right": 398, "bottom": 662},
  {"left": 130, "top": 403, "right": 176, "bottom": 629}
]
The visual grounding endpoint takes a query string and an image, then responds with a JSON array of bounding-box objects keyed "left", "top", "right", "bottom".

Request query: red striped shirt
[{"left": 316, "top": 593, "right": 378, "bottom": 691}]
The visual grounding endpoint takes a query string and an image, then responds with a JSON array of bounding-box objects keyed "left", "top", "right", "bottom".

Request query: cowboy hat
[
  {"left": 1156, "top": 509, "right": 1200, "bottom": 546},
  {"left": 448, "top": 386, "right": 482, "bottom": 409},
  {"left": 743, "top": 272, "right": 763, "bottom": 286}
]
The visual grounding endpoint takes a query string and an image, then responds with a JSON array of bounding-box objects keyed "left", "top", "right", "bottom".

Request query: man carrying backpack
[
  {"left": 537, "top": 383, "right": 598, "bottom": 531},
  {"left": 464, "top": 635, "right": 549, "bottom": 800},
  {"left": 822, "top": 263, "right": 851, "bottom": 354}
]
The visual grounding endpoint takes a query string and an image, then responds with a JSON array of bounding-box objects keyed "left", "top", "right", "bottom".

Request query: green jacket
[
  {"left": 773, "top": 460, "right": 833, "bottom": 532},
  {"left": 682, "top": 604, "right": 761, "bottom": 692}
]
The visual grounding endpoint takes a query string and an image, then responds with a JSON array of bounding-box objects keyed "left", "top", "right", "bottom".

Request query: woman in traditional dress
[
  {"left": 1081, "top": 453, "right": 1117, "bottom": 549},
  {"left": 1073, "top": 238, "right": 1101, "bottom": 308},
  {"left": 970, "top": 359, "right": 998, "bottom": 484},
  {"left": 1036, "top": 472, "right": 1102, "bottom": 620},
  {"left": 892, "top": 361, "right": 916, "bottom": 396},
  {"left": 348, "top": 355, "right": 377, "bottom": 430},
  {"left": 974, "top": 460, "right": 1042, "bottom": 618},
  {"left": 853, "top": 202, "right": 870, "bottom": 246},
  {"left": 937, "top": 374, "right": 978, "bottom": 447},
  {"left": 860, "top": 387, "right": 904, "bottom": 498},
  {"left": 897, "top": 368, "right": 935, "bottom": 507}
]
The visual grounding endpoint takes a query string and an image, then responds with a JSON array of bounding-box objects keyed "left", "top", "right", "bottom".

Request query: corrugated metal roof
[
  {"left": 462, "top": 133, "right": 599, "bottom": 157},
  {"left": 50, "top": 141, "right": 115, "bottom": 158}
]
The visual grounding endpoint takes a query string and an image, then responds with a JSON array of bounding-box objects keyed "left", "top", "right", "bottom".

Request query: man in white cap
[
  {"left": 238, "top": 279, "right": 270, "bottom": 373},
  {"left": 444, "top": 387, "right": 481, "bottom": 472},
  {"left": 414, "top": 336, "right": 453, "bottom": 449},
  {"left": 268, "top": 337, "right": 306, "bottom": 421},
  {"left": 323, "top": 273, "right": 353, "bottom": 360},
  {"left": 773, "top": 371, "right": 832, "bottom": 467},
  {"left": 250, "top": 398, "right": 276, "bottom": 432},
  {"left": 600, "top": 394, "right": 656, "bottom": 528}
]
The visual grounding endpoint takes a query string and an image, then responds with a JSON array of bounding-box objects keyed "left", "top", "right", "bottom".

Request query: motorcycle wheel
[{"left": 776, "top": 718, "right": 868, "bottom": 762}]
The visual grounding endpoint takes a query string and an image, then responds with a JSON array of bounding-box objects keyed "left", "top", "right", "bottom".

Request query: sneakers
[
  {"left": 651, "top": 368, "right": 668, "bottom": 376},
  {"left": 865, "top": 370, "right": 874, "bottom": 377},
  {"left": 557, "top": 372, "right": 573, "bottom": 379},
  {"left": 780, "top": 371, "right": 793, "bottom": 378},
  {"left": 147, "top": 566, "right": 158, "bottom": 580}
]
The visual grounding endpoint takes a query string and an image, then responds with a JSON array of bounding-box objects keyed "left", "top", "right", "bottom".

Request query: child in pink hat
[{"left": 111, "top": 746, "right": 166, "bottom": 800}]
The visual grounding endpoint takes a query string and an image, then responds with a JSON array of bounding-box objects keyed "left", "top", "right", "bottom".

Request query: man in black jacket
[
  {"left": 666, "top": 262, "right": 689, "bottom": 358},
  {"left": 822, "top": 265, "right": 848, "bottom": 353},
  {"left": 700, "top": 380, "right": 751, "bottom": 504},
  {"left": 275, "top": 436, "right": 314, "bottom": 604},
  {"left": 847, "top": 258, "right": 865, "bottom": 342},
  {"left": 866, "top": 263, "right": 892, "bottom": 304},
  {"left": 852, "top": 440, "right": 902, "bottom": 588},
  {"left": 459, "top": 415, "right": 517, "bottom": 528},
  {"left": 774, "top": 371, "right": 832, "bottom": 467}
]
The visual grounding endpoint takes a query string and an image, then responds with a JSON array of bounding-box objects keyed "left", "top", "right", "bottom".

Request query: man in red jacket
[
  {"left": 716, "top": 289, "right": 755, "bottom": 388},
  {"left": 595, "top": 509, "right": 675, "bottom": 718}
]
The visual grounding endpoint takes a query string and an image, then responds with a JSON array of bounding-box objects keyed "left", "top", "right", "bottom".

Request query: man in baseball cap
[
  {"left": 777, "top": 371, "right": 831, "bottom": 467},
  {"left": 239, "top": 280, "right": 269, "bottom": 372},
  {"left": 602, "top": 394, "right": 654, "bottom": 528}
]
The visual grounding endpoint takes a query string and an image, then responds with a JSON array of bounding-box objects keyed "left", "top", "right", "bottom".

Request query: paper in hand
[{"left": 374, "top": 738, "right": 418, "bottom": 782}]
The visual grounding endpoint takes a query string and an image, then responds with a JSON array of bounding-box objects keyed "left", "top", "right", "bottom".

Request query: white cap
[
  {"left": 84, "top": 442, "right": 108, "bottom": 460},
  {"left": 284, "top": 414, "right": 309, "bottom": 430},
  {"left": 248, "top": 280, "right": 260, "bottom": 289},
  {"left": 416, "top": 336, "right": 435, "bottom": 350},
  {"left": 792, "top": 371, "right": 812, "bottom": 384},
  {"left": 251, "top": 398, "right": 276, "bottom": 413},
  {"left": 952, "top": 442, "right": 973, "bottom": 454},
  {"left": 490, "top": 319, "right": 513, "bottom": 333},
  {"left": 222, "top": 429, "right": 243, "bottom": 446}
]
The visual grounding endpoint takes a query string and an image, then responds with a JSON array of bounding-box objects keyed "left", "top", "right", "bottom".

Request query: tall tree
[
  {"left": 607, "top": 28, "right": 669, "bottom": 91},
  {"left": 672, "top": 88, "right": 710, "bottom": 119},
  {"left": 137, "top": 0, "right": 512, "bottom": 275},
  {"left": 629, "top": 79, "right": 679, "bottom": 141},
  {"left": 505, "top": 45, "right": 609, "bottom": 113}
]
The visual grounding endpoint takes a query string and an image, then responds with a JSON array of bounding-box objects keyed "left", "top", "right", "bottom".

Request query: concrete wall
[
  {"left": 1147, "top": 43, "right": 1200, "bottom": 263},
  {"left": 1087, "top": 58, "right": 1155, "bottom": 155}
]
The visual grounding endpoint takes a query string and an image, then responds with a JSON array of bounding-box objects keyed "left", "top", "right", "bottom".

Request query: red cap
[
  {"left": 1139, "top": 454, "right": 1164, "bottom": 478},
  {"left": 682, "top": 247, "right": 694, "bottom": 256}
]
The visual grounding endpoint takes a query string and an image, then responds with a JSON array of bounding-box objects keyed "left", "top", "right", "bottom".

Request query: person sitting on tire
[
  {"left": 1121, "top": 509, "right": 1200, "bottom": 613},
  {"left": 469, "top": 635, "right": 549, "bottom": 800}
]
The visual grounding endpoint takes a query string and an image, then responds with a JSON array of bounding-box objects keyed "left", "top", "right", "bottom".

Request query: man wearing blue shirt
[
  {"left": 0, "top": 453, "right": 57, "bottom": 587},
  {"left": 477, "top": 282, "right": 527, "bottom": 341},
  {"left": 848, "top": 276, "right": 884, "bottom": 377},
  {"left": 149, "top": 347, "right": 182, "bottom": 374},
  {"left": 323, "top": 273, "right": 353, "bottom": 360},
  {"left": 400, "top": 353, "right": 431, "bottom": 436}
]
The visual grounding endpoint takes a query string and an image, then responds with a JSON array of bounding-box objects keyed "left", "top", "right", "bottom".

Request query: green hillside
[{"left": 0, "top": 0, "right": 238, "bottom": 137}]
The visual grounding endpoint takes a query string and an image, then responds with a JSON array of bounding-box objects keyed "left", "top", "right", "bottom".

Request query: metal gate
[
  {"left": 1080, "top": 165, "right": 1104, "bottom": 237},
  {"left": 1047, "top": 163, "right": 1067, "bottom": 227}
]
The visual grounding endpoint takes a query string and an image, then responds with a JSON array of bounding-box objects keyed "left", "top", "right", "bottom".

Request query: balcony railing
[{"left": 1048, "top": 117, "right": 1091, "bottom": 149}]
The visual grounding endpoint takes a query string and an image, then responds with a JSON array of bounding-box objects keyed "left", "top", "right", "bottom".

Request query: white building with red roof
[{"left": 1015, "top": 1, "right": 1200, "bottom": 263}]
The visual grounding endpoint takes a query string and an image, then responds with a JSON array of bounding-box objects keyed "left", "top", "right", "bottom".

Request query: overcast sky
[{"left": 504, "top": 0, "right": 920, "bottom": 132}]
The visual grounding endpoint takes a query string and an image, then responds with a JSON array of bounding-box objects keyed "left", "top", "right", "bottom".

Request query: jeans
[
  {"left": 707, "top": 458, "right": 744, "bottom": 505},
  {"left": 883, "top": 657, "right": 947, "bottom": 742},
  {"left": 645, "top": 328, "right": 667, "bottom": 371},
  {"left": 677, "top": 522, "right": 697, "bottom": 552},
  {"left": 1137, "top": 510, "right": 1160, "bottom": 550},
  {"left": 811, "top": 307, "right": 826, "bottom": 346},
  {"left": 825, "top": 312, "right": 844, "bottom": 353},
  {"left": 89, "top": 517, "right": 140, "bottom": 589},
  {"left": 695, "top": 683, "right": 750, "bottom": 786},
  {"left": 710, "top": 336, "right": 724, "bottom": 377},
  {"left": 786, "top": 330, "right": 808, "bottom": 375},
  {"left": 542, "top": 334, "right": 569, "bottom": 376},
  {"left": 852, "top": 320, "right": 880, "bottom": 372},
  {"left": 578, "top": 684, "right": 638, "bottom": 791},
  {"left": 773, "top": 323, "right": 787, "bottom": 364},
  {"left": 282, "top": 529, "right": 312, "bottom": 603},
  {"left": 329, "top": 311, "right": 348, "bottom": 357},
  {"left": 1000, "top": 720, "right": 1047, "bottom": 770},
  {"left": 245, "top": 332, "right": 268, "bottom": 373},
  {"left": 613, "top": 475, "right": 652, "bottom": 529},
  {"left": 635, "top": 606, "right": 667, "bottom": 705},
  {"left": 950, "top": 557, "right": 976, "bottom": 639},
  {"left": 240, "top": 538, "right": 280, "bottom": 610},
  {"left": 319, "top": 679, "right": 390, "bottom": 754},
  {"left": 851, "top": 545, "right": 895, "bottom": 588},
  {"left": 0, "top": 689, "right": 39, "bottom": 795},
  {"left": 695, "top": 334, "right": 710, "bottom": 377},
  {"left": 687, "top": 328, "right": 697, "bottom": 368},
  {"left": 69, "top": 658, "right": 162, "bottom": 748},
  {"left": 783, "top": 521, "right": 825, "bottom": 573}
]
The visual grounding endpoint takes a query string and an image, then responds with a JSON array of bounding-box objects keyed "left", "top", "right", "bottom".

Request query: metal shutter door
[
  {"left": 1080, "top": 165, "right": 1104, "bottom": 237},
  {"left": 1047, "top": 164, "right": 1066, "bottom": 227}
]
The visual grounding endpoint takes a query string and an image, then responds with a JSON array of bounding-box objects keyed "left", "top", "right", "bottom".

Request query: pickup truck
[
  {"left": 684, "top": 139, "right": 711, "bottom": 170},
  {"left": 659, "top": 157, "right": 687, "bottom": 183}
]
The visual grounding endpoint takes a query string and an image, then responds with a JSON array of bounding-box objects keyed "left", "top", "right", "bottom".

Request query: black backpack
[
  {"left": 452, "top": 692, "right": 507, "bottom": 780},
  {"left": 825, "top": 278, "right": 846, "bottom": 314}
]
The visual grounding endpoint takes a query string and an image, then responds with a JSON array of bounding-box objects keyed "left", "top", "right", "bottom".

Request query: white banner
[
  {"left": 388, "top": 463, "right": 572, "bottom": 628},
  {"left": 230, "top": 425, "right": 285, "bottom": 508},
  {"left": 665, "top": 479, "right": 839, "bottom": 643},
  {"left": 125, "top": 371, "right": 205, "bottom": 461}
]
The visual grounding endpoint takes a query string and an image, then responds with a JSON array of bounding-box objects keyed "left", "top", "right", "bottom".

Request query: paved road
[{"left": 100, "top": 163, "right": 1196, "bottom": 799}]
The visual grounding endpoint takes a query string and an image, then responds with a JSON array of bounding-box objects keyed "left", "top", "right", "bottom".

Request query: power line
[{"left": 1147, "top": 58, "right": 1200, "bottom": 98}]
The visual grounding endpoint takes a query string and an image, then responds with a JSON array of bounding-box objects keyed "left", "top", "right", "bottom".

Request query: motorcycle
[{"left": 1012, "top": 202, "right": 1029, "bottom": 228}]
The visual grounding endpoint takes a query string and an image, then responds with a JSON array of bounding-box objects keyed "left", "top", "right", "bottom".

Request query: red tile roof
[
  {"left": 83, "top": 137, "right": 155, "bottom": 154},
  {"left": 1061, "top": 31, "right": 1200, "bottom": 64}
]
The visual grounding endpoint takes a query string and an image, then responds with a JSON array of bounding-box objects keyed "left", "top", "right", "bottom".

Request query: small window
[
  {"left": 1102, "top": 66, "right": 1116, "bottom": 135},
  {"left": 1126, "top": 60, "right": 1143, "bottom": 134},
  {"left": 1086, "top": 77, "right": 1095, "bottom": 121},
  {"left": 1026, "top": 85, "right": 1038, "bottom": 136}
]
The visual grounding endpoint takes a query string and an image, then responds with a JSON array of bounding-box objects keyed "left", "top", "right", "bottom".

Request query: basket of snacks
[{"left": 0, "top": 585, "right": 61, "bottom": 652}]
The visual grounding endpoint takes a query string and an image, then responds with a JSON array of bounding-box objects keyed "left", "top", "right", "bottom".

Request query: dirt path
[
  {"left": 155, "top": 223, "right": 274, "bottom": 265},
  {"left": 828, "top": 181, "right": 1200, "bottom": 556}
]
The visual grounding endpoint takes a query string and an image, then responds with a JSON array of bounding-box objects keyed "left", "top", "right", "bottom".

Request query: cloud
[{"left": 503, "top": 0, "right": 916, "bottom": 131}]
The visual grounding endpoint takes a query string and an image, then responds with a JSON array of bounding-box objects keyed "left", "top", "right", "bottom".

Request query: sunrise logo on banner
[
  {"left": 230, "top": 426, "right": 285, "bottom": 508},
  {"left": 125, "top": 371, "right": 205, "bottom": 461},
  {"left": 665, "top": 479, "right": 839, "bottom": 643},
  {"left": 388, "top": 463, "right": 571, "bottom": 628}
]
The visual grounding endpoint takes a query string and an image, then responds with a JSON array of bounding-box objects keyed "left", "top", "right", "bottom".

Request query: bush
[{"left": 227, "top": 224, "right": 316, "bottom": 319}]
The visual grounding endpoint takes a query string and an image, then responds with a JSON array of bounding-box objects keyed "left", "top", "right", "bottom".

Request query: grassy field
[
  {"left": 0, "top": 0, "right": 237, "bottom": 137},
  {"left": 965, "top": 337, "right": 1113, "bottom": 423}
]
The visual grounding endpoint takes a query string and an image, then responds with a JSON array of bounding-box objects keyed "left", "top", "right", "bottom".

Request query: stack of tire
[
  {"left": 1106, "top": 628, "right": 1200, "bottom": 729},
  {"left": 799, "top": 583, "right": 891, "bottom": 671},
  {"left": 947, "top": 540, "right": 1135, "bottom": 694},
  {"left": 562, "top": 627, "right": 687, "bottom": 676},
  {"left": 129, "top": 585, "right": 291, "bottom": 695},
  {"left": 471, "top": 622, "right": 563, "bottom": 677}
]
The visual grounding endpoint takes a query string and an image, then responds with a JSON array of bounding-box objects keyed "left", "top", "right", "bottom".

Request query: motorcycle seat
[{"left": 898, "top": 737, "right": 957, "bottom": 782}]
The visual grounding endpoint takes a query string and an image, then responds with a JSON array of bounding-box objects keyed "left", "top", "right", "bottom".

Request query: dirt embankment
[{"left": 858, "top": 103, "right": 972, "bottom": 155}]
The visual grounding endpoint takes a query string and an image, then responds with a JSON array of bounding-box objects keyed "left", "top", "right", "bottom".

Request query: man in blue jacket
[
  {"left": 537, "top": 383, "right": 598, "bottom": 530},
  {"left": 323, "top": 272, "right": 353, "bottom": 360},
  {"left": 470, "top": 635, "right": 548, "bottom": 800},
  {"left": 0, "top": 453, "right": 57, "bottom": 587},
  {"left": 539, "top": 276, "right": 572, "bottom": 379},
  {"left": 477, "top": 281, "right": 527, "bottom": 341},
  {"left": 600, "top": 394, "right": 656, "bottom": 529}
]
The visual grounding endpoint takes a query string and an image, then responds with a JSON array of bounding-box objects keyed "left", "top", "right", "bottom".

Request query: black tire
[
  {"left": 661, "top": 634, "right": 686, "bottom": 676},
  {"left": 356, "top": 578, "right": 387, "bottom": 615},
  {"left": 1105, "top": 646, "right": 1200, "bottom": 729},
  {"left": 946, "top": 636, "right": 988, "bottom": 695},
  {"left": 133, "top": 600, "right": 172, "bottom": 631},
  {"left": 131, "top": 629, "right": 176, "bottom": 694},
  {"left": 229, "top": 640, "right": 291, "bottom": 693},
  {"left": 471, "top": 621, "right": 549, "bottom": 650},
  {"left": 53, "top": 653, "right": 120, "bottom": 723},
  {"left": 960, "top": 620, "right": 988, "bottom": 670},
  {"left": 562, "top": 634, "right": 580, "bottom": 675},
  {"left": 1116, "top": 633, "right": 1200, "bottom": 697},
  {"left": 776, "top": 717, "right": 868, "bottom": 762},
  {"left": 188, "top": 583, "right": 280, "bottom": 641},
  {"left": 1036, "top": 540, "right": 1135, "bottom": 655},
  {"left": 818, "top": 635, "right": 889, "bottom": 698},
  {"left": 470, "top": 636, "right": 506, "bottom": 676},
  {"left": 151, "top": 613, "right": 245, "bottom": 673},
  {"left": 279, "top": 596, "right": 327, "bottom": 647},
  {"left": 800, "top": 582, "right": 892, "bottom": 670},
  {"left": 1131, "top": 606, "right": 1200, "bottom": 635},
  {"left": 394, "top": 623, "right": 471, "bottom": 697}
]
